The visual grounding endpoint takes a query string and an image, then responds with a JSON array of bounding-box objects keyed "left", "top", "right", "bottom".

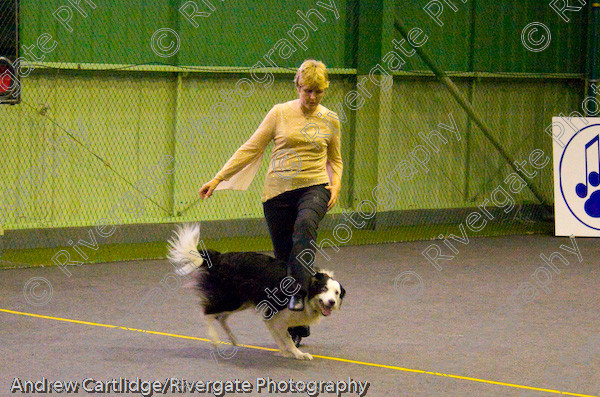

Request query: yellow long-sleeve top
[{"left": 214, "top": 99, "right": 343, "bottom": 202}]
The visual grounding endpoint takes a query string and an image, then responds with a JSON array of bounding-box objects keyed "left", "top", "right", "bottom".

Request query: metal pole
[{"left": 587, "top": 2, "right": 599, "bottom": 113}]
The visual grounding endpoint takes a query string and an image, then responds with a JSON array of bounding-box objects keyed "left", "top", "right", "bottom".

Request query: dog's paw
[{"left": 293, "top": 351, "right": 313, "bottom": 360}]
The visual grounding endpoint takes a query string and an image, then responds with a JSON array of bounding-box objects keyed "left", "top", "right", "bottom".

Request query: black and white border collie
[{"left": 167, "top": 224, "right": 346, "bottom": 360}]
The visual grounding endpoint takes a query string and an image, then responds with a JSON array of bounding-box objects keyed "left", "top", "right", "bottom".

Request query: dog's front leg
[
  {"left": 268, "top": 317, "right": 313, "bottom": 361},
  {"left": 264, "top": 321, "right": 293, "bottom": 358}
]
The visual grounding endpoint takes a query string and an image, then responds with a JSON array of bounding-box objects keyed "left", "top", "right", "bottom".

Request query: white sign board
[{"left": 553, "top": 117, "right": 600, "bottom": 236}]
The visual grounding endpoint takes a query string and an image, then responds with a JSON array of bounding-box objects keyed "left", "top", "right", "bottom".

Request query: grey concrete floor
[{"left": 0, "top": 235, "right": 599, "bottom": 397}]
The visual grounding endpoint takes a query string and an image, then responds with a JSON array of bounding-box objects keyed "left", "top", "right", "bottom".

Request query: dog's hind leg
[
  {"left": 204, "top": 314, "right": 221, "bottom": 347},
  {"left": 216, "top": 314, "right": 238, "bottom": 346}
]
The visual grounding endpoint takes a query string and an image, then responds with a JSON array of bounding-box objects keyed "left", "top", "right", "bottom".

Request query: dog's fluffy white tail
[{"left": 168, "top": 223, "right": 204, "bottom": 276}]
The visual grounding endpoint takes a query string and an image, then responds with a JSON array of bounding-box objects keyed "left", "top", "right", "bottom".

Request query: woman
[{"left": 198, "top": 59, "right": 343, "bottom": 346}]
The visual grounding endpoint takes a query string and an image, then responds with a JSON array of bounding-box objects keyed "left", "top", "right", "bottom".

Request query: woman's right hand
[{"left": 199, "top": 178, "right": 222, "bottom": 199}]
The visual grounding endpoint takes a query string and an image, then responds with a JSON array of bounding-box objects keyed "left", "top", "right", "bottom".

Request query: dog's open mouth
[{"left": 319, "top": 301, "right": 332, "bottom": 316}]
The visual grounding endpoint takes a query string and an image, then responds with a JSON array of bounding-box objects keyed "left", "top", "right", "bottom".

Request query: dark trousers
[{"left": 263, "top": 183, "right": 331, "bottom": 296}]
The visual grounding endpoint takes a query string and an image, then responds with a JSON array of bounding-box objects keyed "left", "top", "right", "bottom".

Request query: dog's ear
[
  {"left": 309, "top": 272, "right": 325, "bottom": 289},
  {"left": 338, "top": 284, "right": 346, "bottom": 308},
  {"left": 309, "top": 272, "right": 328, "bottom": 296},
  {"left": 311, "top": 271, "right": 327, "bottom": 282},
  {"left": 319, "top": 269, "right": 335, "bottom": 278}
]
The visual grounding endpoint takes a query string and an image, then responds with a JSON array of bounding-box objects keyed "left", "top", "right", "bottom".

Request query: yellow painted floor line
[{"left": 1, "top": 308, "right": 596, "bottom": 397}]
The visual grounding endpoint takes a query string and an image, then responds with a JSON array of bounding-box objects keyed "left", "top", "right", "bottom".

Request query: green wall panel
[
  {"left": 377, "top": 76, "right": 584, "bottom": 212},
  {"left": 381, "top": 78, "right": 469, "bottom": 210},
  {"left": 385, "top": 0, "right": 472, "bottom": 72},
  {"left": 18, "top": 1, "right": 587, "bottom": 72},
  {"left": 473, "top": 1, "right": 587, "bottom": 73},
  {"left": 20, "top": 0, "right": 347, "bottom": 68},
  {"left": 178, "top": 0, "right": 347, "bottom": 68},
  {"left": 20, "top": 0, "right": 171, "bottom": 66},
  {"left": 0, "top": 71, "right": 177, "bottom": 229},
  {"left": 469, "top": 79, "right": 584, "bottom": 205}
]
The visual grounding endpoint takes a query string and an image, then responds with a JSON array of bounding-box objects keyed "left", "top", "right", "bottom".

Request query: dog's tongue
[{"left": 322, "top": 306, "right": 332, "bottom": 316}]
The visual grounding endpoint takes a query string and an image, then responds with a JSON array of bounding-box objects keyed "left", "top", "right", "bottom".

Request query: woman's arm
[
  {"left": 325, "top": 115, "right": 343, "bottom": 210},
  {"left": 199, "top": 106, "right": 278, "bottom": 199},
  {"left": 214, "top": 106, "right": 277, "bottom": 182},
  {"left": 326, "top": 172, "right": 341, "bottom": 211},
  {"left": 198, "top": 176, "right": 223, "bottom": 199}
]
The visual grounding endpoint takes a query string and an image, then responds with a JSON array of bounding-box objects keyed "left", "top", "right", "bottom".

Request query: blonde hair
[{"left": 294, "top": 59, "right": 330, "bottom": 90}]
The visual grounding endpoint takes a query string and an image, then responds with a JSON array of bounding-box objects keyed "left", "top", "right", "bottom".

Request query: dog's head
[{"left": 307, "top": 270, "right": 346, "bottom": 317}]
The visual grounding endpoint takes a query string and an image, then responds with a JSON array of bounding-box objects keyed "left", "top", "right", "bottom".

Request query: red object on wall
[{"left": 0, "top": 65, "right": 12, "bottom": 94}]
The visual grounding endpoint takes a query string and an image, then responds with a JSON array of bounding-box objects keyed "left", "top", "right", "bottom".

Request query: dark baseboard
[{"left": 1, "top": 204, "right": 550, "bottom": 251}]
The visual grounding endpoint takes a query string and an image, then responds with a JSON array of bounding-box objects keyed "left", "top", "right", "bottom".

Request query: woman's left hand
[{"left": 325, "top": 184, "right": 341, "bottom": 211}]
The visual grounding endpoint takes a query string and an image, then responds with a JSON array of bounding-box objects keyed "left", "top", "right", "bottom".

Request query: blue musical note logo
[
  {"left": 559, "top": 123, "right": 600, "bottom": 232},
  {"left": 574, "top": 135, "right": 600, "bottom": 217}
]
